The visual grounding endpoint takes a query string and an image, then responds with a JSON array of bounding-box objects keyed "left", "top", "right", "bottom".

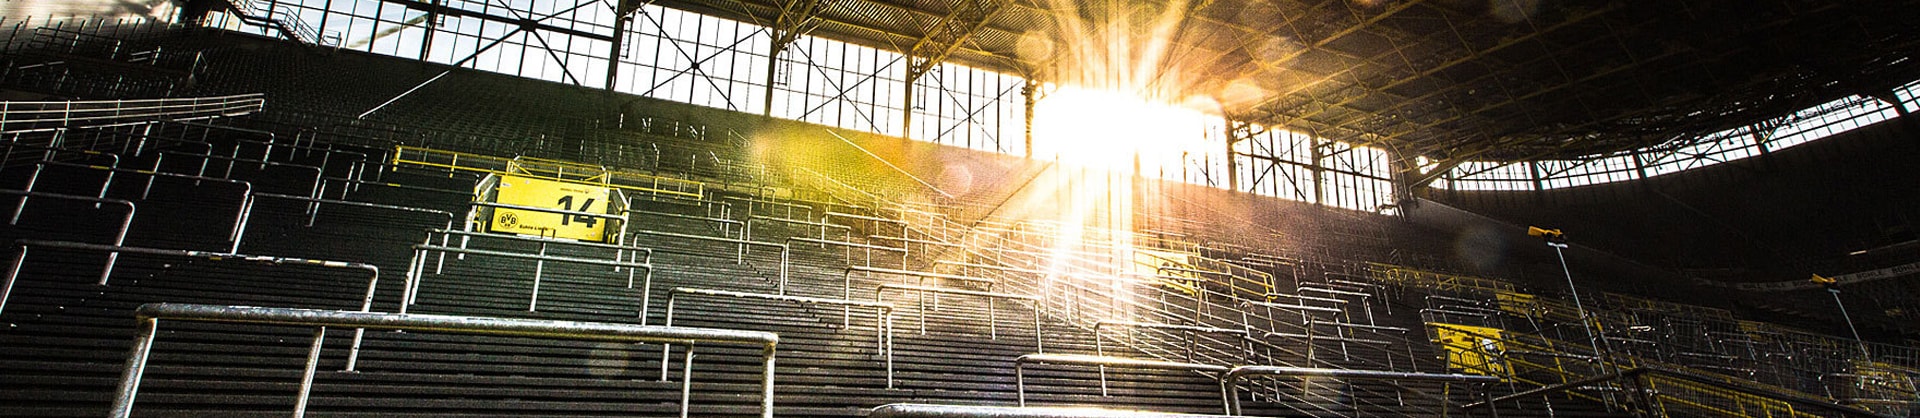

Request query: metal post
[
  {"left": 884, "top": 312, "right": 894, "bottom": 389},
  {"left": 680, "top": 344, "right": 694, "bottom": 418},
  {"left": 294, "top": 326, "right": 326, "bottom": 417},
  {"left": 1016, "top": 362, "right": 1028, "bottom": 406},
  {"left": 662, "top": 294, "right": 676, "bottom": 381},
  {"left": 530, "top": 242, "right": 546, "bottom": 311},
  {"left": 1827, "top": 288, "right": 1872, "bottom": 358},
  {"left": 0, "top": 246, "right": 24, "bottom": 315},
  {"left": 1550, "top": 243, "right": 1607, "bottom": 370},
  {"left": 759, "top": 344, "right": 776, "bottom": 418},
  {"left": 109, "top": 317, "right": 160, "bottom": 418}
]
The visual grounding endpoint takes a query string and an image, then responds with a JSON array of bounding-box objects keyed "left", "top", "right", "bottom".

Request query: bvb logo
[{"left": 500, "top": 213, "right": 519, "bottom": 228}]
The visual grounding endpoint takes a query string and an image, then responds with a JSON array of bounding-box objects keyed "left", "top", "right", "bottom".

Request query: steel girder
[{"left": 902, "top": 0, "right": 1008, "bottom": 135}]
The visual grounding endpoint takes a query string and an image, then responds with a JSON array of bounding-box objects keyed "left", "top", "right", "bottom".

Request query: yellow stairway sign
[
  {"left": 489, "top": 175, "right": 613, "bottom": 242},
  {"left": 1432, "top": 323, "right": 1510, "bottom": 378}
]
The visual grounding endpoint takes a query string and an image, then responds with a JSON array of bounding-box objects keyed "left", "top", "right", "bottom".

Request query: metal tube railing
[
  {"left": 628, "top": 209, "right": 742, "bottom": 242},
  {"left": 1220, "top": 365, "right": 1501, "bottom": 415},
  {"left": 868, "top": 403, "right": 1229, "bottom": 418},
  {"left": 149, "top": 151, "right": 324, "bottom": 226},
  {"left": 0, "top": 189, "right": 134, "bottom": 281},
  {"left": 110, "top": 303, "right": 779, "bottom": 418},
  {"left": 164, "top": 120, "right": 369, "bottom": 179},
  {"left": 844, "top": 266, "right": 996, "bottom": 330},
  {"left": 1013, "top": 353, "right": 1230, "bottom": 407},
  {"left": 25, "top": 160, "right": 254, "bottom": 251},
  {"left": 744, "top": 214, "right": 849, "bottom": 252},
  {"left": 788, "top": 236, "right": 906, "bottom": 267},
  {"left": 665, "top": 287, "right": 895, "bottom": 387},
  {"left": 0, "top": 94, "right": 265, "bottom": 134},
  {"left": 3, "top": 239, "right": 384, "bottom": 369},
  {"left": 254, "top": 193, "right": 453, "bottom": 229},
  {"left": 405, "top": 244, "right": 653, "bottom": 317},
  {"left": 876, "top": 283, "right": 1043, "bottom": 352},
  {"left": 1462, "top": 366, "right": 1898, "bottom": 418},
  {"left": 1090, "top": 320, "right": 1247, "bottom": 396},
  {"left": 1, "top": 143, "right": 121, "bottom": 211},
  {"left": 629, "top": 229, "right": 789, "bottom": 293}
]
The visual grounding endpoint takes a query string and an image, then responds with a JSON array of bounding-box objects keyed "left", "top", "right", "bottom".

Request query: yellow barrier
[
  {"left": 1132, "top": 249, "right": 1201, "bottom": 295},
  {"left": 393, "top": 145, "right": 704, "bottom": 199},
  {"left": 1432, "top": 323, "right": 1510, "bottom": 378},
  {"left": 1366, "top": 262, "right": 1515, "bottom": 295},
  {"left": 1645, "top": 374, "right": 1823, "bottom": 418},
  {"left": 1599, "top": 292, "right": 1734, "bottom": 319},
  {"left": 1494, "top": 291, "right": 1539, "bottom": 316}
]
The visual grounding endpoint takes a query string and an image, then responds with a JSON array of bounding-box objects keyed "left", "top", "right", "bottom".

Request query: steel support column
[
  {"left": 605, "top": 0, "right": 644, "bottom": 91},
  {"left": 902, "top": 0, "right": 1005, "bottom": 138},
  {"left": 762, "top": 0, "right": 835, "bottom": 116},
  {"left": 1224, "top": 118, "right": 1260, "bottom": 192},
  {"left": 1022, "top": 77, "right": 1038, "bottom": 158}
]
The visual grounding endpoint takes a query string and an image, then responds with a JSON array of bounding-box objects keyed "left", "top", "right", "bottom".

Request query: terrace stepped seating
[
  {"left": 0, "top": 119, "right": 1302, "bottom": 417},
  {"left": 0, "top": 19, "right": 200, "bottom": 99},
  {"left": 19, "top": 20, "right": 1917, "bottom": 417}
]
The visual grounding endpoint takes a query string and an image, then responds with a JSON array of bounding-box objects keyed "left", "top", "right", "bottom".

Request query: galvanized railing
[
  {"left": 0, "top": 94, "right": 265, "bottom": 133},
  {"left": 869, "top": 403, "right": 1227, "bottom": 418},
  {"left": 111, "top": 303, "right": 779, "bottom": 418},
  {"left": 1464, "top": 366, "right": 1897, "bottom": 418}
]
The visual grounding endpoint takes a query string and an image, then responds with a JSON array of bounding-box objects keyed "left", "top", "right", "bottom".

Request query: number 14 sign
[{"left": 490, "top": 175, "right": 612, "bottom": 242}]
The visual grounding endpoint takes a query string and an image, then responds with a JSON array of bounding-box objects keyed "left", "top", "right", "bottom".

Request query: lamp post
[
  {"left": 1529, "top": 226, "right": 1609, "bottom": 371},
  {"left": 1812, "top": 274, "right": 1872, "bottom": 358}
]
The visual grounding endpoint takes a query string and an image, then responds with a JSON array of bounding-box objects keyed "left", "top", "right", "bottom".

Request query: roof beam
[
  {"left": 375, "top": 0, "right": 612, "bottom": 41},
  {"left": 903, "top": 0, "right": 1008, "bottom": 136},
  {"left": 906, "top": 0, "right": 1008, "bottom": 82},
  {"left": 1248, "top": 4, "right": 1616, "bottom": 135}
]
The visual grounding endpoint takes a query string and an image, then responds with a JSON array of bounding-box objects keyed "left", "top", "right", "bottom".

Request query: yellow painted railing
[
  {"left": 1365, "top": 262, "right": 1515, "bottom": 295},
  {"left": 1645, "top": 374, "right": 1824, "bottom": 418},
  {"left": 1431, "top": 321, "right": 1867, "bottom": 418},
  {"left": 1600, "top": 291, "right": 1736, "bottom": 319}
]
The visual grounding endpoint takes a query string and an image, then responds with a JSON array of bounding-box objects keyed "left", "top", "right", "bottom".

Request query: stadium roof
[{"left": 652, "top": 0, "right": 1920, "bottom": 162}]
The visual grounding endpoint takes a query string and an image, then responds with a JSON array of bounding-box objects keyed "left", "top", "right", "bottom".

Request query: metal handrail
[
  {"left": 1091, "top": 320, "right": 1248, "bottom": 396},
  {"left": 1461, "top": 366, "right": 1897, "bottom": 418},
  {"left": 1013, "top": 353, "right": 1230, "bottom": 406},
  {"left": 844, "top": 265, "right": 996, "bottom": 329},
  {"left": 0, "top": 94, "right": 266, "bottom": 133},
  {"left": 405, "top": 244, "right": 653, "bottom": 317},
  {"left": 1, "top": 143, "right": 122, "bottom": 200},
  {"left": 1240, "top": 300, "right": 1342, "bottom": 314},
  {"left": 255, "top": 193, "right": 453, "bottom": 229},
  {"left": 4, "top": 240, "right": 384, "bottom": 369},
  {"left": 164, "top": 120, "right": 371, "bottom": 180},
  {"left": 1220, "top": 365, "right": 1500, "bottom": 415},
  {"left": 868, "top": 403, "right": 1232, "bottom": 418},
  {"left": 627, "top": 209, "right": 742, "bottom": 238},
  {"left": 0, "top": 189, "right": 134, "bottom": 280},
  {"left": 876, "top": 283, "right": 1043, "bottom": 352},
  {"left": 665, "top": 286, "right": 895, "bottom": 387},
  {"left": 1264, "top": 292, "right": 1347, "bottom": 305},
  {"left": 393, "top": 145, "right": 704, "bottom": 199},
  {"left": 787, "top": 234, "right": 907, "bottom": 268},
  {"left": 745, "top": 214, "right": 851, "bottom": 250},
  {"left": 110, "top": 303, "right": 778, "bottom": 418},
  {"left": 629, "top": 229, "right": 789, "bottom": 293},
  {"left": 24, "top": 160, "right": 254, "bottom": 251}
]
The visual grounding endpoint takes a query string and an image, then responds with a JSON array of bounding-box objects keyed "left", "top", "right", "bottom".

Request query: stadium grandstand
[{"left": 3, "top": 0, "right": 1919, "bottom": 416}]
